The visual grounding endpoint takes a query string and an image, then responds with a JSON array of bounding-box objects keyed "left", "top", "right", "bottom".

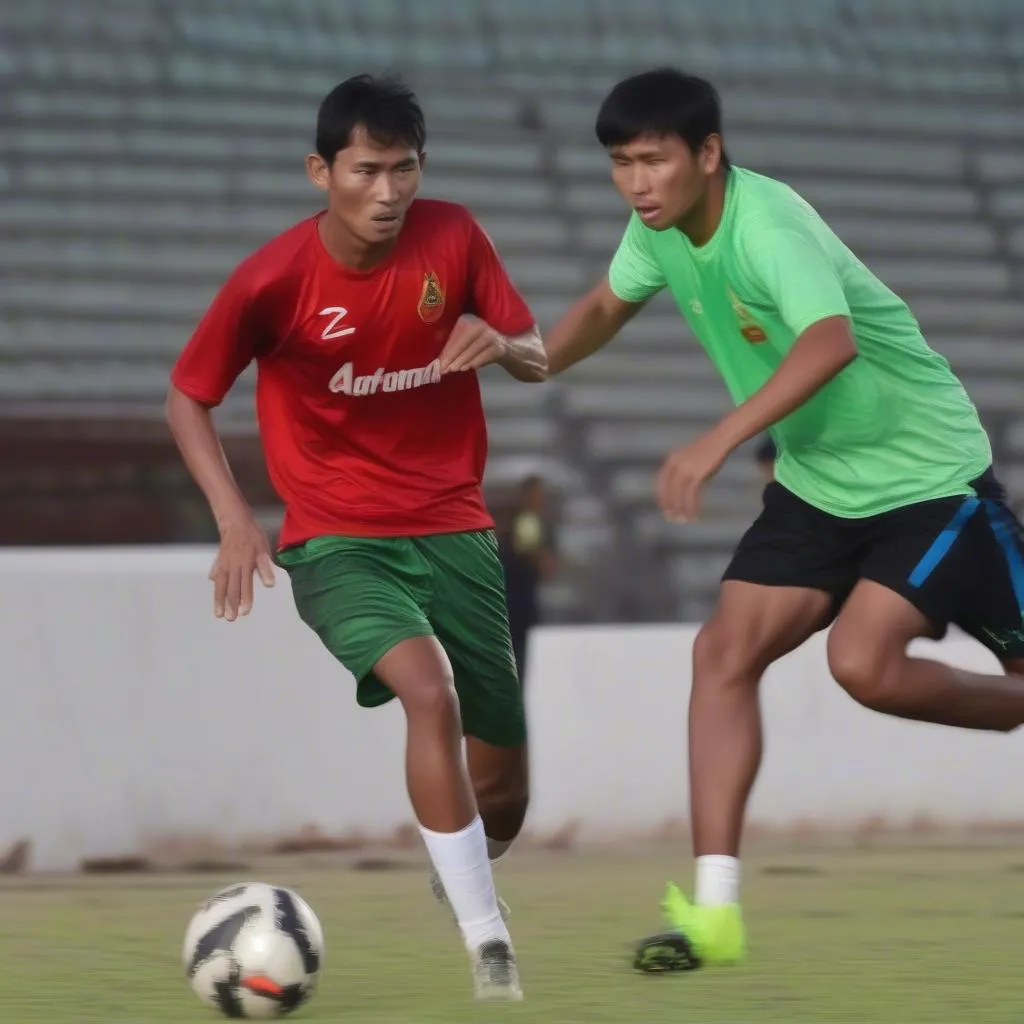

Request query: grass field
[{"left": 3, "top": 841, "right": 1024, "bottom": 1023}]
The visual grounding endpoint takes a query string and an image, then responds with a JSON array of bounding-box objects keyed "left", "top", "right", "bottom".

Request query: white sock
[
  {"left": 695, "top": 855, "right": 741, "bottom": 906},
  {"left": 419, "top": 816, "right": 511, "bottom": 950},
  {"left": 486, "top": 836, "right": 513, "bottom": 862}
]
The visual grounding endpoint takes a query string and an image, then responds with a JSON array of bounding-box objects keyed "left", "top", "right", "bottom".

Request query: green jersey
[{"left": 608, "top": 166, "right": 992, "bottom": 518}]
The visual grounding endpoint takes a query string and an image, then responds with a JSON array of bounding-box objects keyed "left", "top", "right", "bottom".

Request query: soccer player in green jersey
[{"left": 545, "top": 67, "right": 1024, "bottom": 972}]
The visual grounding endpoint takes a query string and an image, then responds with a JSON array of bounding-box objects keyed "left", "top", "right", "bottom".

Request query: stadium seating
[{"left": 1, "top": 0, "right": 1022, "bottom": 621}]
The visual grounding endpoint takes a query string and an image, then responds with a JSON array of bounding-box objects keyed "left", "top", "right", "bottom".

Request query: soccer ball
[{"left": 183, "top": 882, "right": 324, "bottom": 1018}]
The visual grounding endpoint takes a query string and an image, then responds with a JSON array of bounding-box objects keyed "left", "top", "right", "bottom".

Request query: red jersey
[{"left": 171, "top": 199, "right": 535, "bottom": 548}]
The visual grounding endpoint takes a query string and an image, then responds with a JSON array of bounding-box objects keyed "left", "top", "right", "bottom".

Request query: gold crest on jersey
[
  {"left": 417, "top": 271, "right": 445, "bottom": 324},
  {"left": 727, "top": 286, "right": 768, "bottom": 344}
]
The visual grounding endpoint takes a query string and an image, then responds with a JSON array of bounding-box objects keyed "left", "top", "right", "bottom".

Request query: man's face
[
  {"left": 307, "top": 126, "right": 423, "bottom": 245},
  {"left": 608, "top": 132, "right": 718, "bottom": 231}
]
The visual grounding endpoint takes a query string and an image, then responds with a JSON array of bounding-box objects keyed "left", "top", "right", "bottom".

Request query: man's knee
[
  {"left": 692, "top": 618, "right": 770, "bottom": 686},
  {"left": 477, "top": 778, "right": 529, "bottom": 831},
  {"left": 397, "top": 671, "right": 461, "bottom": 722},
  {"left": 472, "top": 747, "right": 529, "bottom": 838},
  {"left": 826, "top": 628, "right": 901, "bottom": 713},
  {"left": 375, "top": 636, "right": 462, "bottom": 722}
]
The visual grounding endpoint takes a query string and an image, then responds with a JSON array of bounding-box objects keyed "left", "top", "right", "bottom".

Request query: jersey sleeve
[
  {"left": 170, "top": 263, "right": 269, "bottom": 406},
  {"left": 466, "top": 216, "right": 536, "bottom": 336},
  {"left": 741, "top": 222, "right": 851, "bottom": 339},
  {"left": 608, "top": 213, "right": 666, "bottom": 303}
]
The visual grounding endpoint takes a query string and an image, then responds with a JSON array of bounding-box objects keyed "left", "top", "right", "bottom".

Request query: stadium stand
[{"left": 1, "top": 0, "right": 1022, "bottom": 621}]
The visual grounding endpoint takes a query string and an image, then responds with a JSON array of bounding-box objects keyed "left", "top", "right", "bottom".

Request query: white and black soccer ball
[{"left": 183, "top": 882, "right": 324, "bottom": 1018}]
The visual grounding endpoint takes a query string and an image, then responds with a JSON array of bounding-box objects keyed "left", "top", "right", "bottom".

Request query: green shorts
[{"left": 278, "top": 530, "right": 525, "bottom": 747}]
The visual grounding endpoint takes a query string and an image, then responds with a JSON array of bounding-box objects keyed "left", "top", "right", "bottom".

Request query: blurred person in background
[
  {"left": 498, "top": 474, "right": 558, "bottom": 685},
  {"left": 166, "top": 73, "right": 547, "bottom": 1003},
  {"left": 546, "top": 66, "right": 1024, "bottom": 975}
]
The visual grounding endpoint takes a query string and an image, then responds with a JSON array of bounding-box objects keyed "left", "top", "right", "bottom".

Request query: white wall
[{"left": 0, "top": 548, "right": 1019, "bottom": 872}]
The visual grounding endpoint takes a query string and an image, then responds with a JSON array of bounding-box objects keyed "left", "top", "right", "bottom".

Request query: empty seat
[
  {"left": 930, "top": 337, "right": 1024, "bottom": 374},
  {"left": 1004, "top": 422, "right": 1024, "bottom": 456},
  {"left": 730, "top": 134, "right": 966, "bottom": 178},
  {"left": 476, "top": 214, "right": 568, "bottom": 249},
  {"left": 565, "top": 184, "right": 629, "bottom": 216},
  {"left": 587, "top": 423, "right": 707, "bottom": 461},
  {"left": 565, "top": 351, "right": 726, "bottom": 385},
  {"left": 3, "top": 127, "right": 306, "bottom": 165},
  {"left": 528, "top": 298, "right": 571, "bottom": 329},
  {"left": 997, "top": 463, "right": 1024, "bottom": 501},
  {"left": 634, "top": 512, "right": 749, "bottom": 548},
  {"left": 958, "top": 379, "right": 1024, "bottom": 412},
  {"left": 169, "top": 55, "right": 333, "bottom": 97},
  {"left": 557, "top": 133, "right": 966, "bottom": 180},
  {"left": 860, "top": 258, "right": 1010, "bottom": 294},
  {"left": 502, "top": 257, "right": 586, "bottom": 292},
  {"left": 669, "top": 551, "right": 735, "bottom": 592},
  {"left": 0, "top": 198, "right": 312, "bottom": 238},
  {"left": 1, "top": 279, "right": 216, "bottom": 319},
  {"left": 785, "top": 179, "right": 979, "bottom": 217},
  {"left": 0, "top": 360, "right": 171, "bottom": 400},
  {"left": 0, "top": 239, "right": 246, "bottom": 279},
  {"left": 479, "top": 380, "right": 557, "bottom": 414},
  {"left": 1007, "top": 227, "right": 1024, "bottom": 258},
  {"left": 417, "top": 92, "right": 520, "bottom": 125},
  {"left": 611, "top": 460, "right": 758, "bottom": 505},
  {"left": 425, "top": 140, "right": 544, "bottom": 174},
  {"left": 827, "top": 218, "right": 996, "bottom": 257},
  {"left": 0, "top": 318, "right": 189, "bottom": 356},
  {"left": 991, "top": 189, "right": 1024, "bottom": 220},
  {"left": 728, "top": 93, "right": 1024, "bottom": 139},
  {"left": 22, "top": 163, "right": 230, "bottom": 198},
  {"left": 911, "top": 297, "right": 1024, "bottom": 333},
  {"left": 420, "top": 175, "right": 556, "bottom": 211},
  {"left": 486, "top": 417, "right": 559, "bottom": 453},
  {"left": 977, "top": 151, "right": 1024, "bottom": 184},
  {"left": 564, "top": 385, "right": 730, "bottom": 420},
  {"left": 484, "top": 455, "right": 581, "bottom": 491},
  {"left": 12, "top": 90, "right": 130, "bottom": 119}
]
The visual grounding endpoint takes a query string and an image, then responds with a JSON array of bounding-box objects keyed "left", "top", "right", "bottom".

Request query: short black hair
[
  {"left": 595, "top": 67, "right": 730, "bottom": 168},
  {"left": 316, "top": 73, "right": 426, "bottom": 163}
]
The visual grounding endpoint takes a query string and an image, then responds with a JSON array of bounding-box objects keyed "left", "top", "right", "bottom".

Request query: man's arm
[
  {"left": 450, "top": 214, "right": 548, "bottom": 381},
  {"left": 708, "top": 316, "right": 857, "bottom": 452},
  {"left": 167, "top": 267, "right": 276, "bottom": 618},
  {"left": 546, "top": 211, "right": 664, "bottom": 374},
  {"left": 497, "top": 325, "right": 547, "bottom": 382},
  {"left": 166, "top": 386, "right": 275, "bottom": 619},
  {"left": 545, "top": 275, "right": 646, "bottom": 375},
  {"left": 165, "top": 386, "right": 253, "bottom": 532},
  {"left": 710, "top": 224, "right": 858, "bottom": 447},
  {"left": 439, "top": 317, "right": 547, "bottom": 381},
  {"left": 655, "top": 226, "right": 857, "bottom": 521}
]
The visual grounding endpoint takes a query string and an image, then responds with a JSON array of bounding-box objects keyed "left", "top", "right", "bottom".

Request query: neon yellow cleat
[{"left": 632, "top": 883, "right": 746, "bottom": 972}]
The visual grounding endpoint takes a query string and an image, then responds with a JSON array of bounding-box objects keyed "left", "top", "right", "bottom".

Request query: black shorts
[{"left": 724, "top": 468, "right": 1024, "bottom": 658}]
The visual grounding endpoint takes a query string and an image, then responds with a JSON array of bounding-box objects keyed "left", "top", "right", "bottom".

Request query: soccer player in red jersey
[{"left": 166, "top": 74, "right": 546, "bottom": 1002}]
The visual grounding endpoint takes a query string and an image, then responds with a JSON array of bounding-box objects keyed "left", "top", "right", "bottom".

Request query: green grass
[{"left": 2, "top": 843, "right": 1023, "bottom": 1023}]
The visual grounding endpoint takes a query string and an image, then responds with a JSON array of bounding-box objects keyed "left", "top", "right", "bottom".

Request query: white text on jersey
[
  {"left": 329, "top": 359, "right": 443, "bottom": 396},
  {"left": 319, "top": 307, "right": 356, "bottom": 339}
]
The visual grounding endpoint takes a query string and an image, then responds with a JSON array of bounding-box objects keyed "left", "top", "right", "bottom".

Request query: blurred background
[
  {"left": 2, "top": 3, "right": 1024, "bottom": 1021},
  {"left": 3, "top": 0, "right": 1023, "bottom": 629}
]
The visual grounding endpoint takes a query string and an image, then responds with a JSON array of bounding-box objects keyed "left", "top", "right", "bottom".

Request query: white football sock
[
  {"left": 695, "top": 855, "right": 741, "bottom": 906},
  {"left": 486, "top": 836, "right": 513, "bottom": 862},
  {"left": 419, "top": 816, "right": 511, "bottom": 950}
]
